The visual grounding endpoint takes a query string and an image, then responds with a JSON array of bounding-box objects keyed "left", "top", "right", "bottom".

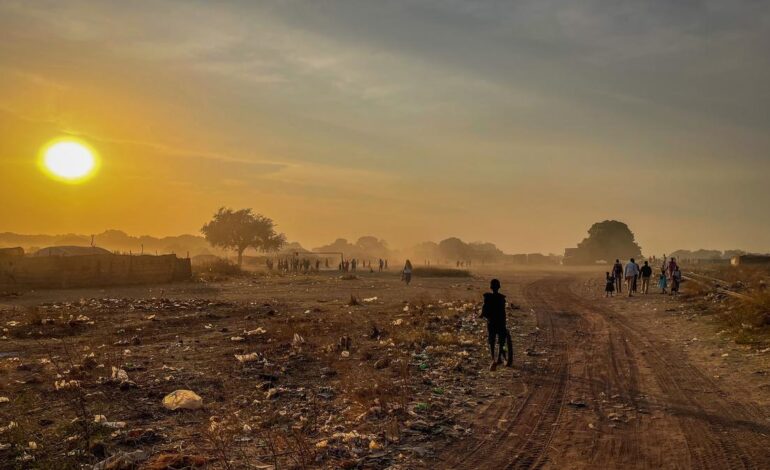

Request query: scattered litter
[
  {"left": 162, "top": 390, "right": 203, "bottom": 410},
  {"left": 235, "top": 353, "right": 261, "bottom": 363},
  {"left": 111, "top": 367, "right": 130, "bottom": 382},
  {"left": 54, "top": 379, "right": 80, "bottom": 391},
  {"left": 93, "top": 450, "right": 148, "bottom": 470},
  {"left": 94, "top": 415, "right": 127, "bottom": 429}
]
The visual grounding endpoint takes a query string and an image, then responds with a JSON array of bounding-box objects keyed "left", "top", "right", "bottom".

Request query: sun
[{"left": 40, "top": 139, "right": 99, "bottom": 183}]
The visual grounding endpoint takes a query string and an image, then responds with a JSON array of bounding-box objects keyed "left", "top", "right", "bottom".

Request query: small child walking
[
  {"left": 605, "top": 272, "right": 615, "bottom": 297},
  {"left": 658, "top": 270, "right": 668, "bottom": 294}
]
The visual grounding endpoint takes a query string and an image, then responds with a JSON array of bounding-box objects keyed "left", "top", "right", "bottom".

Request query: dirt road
[{"left": 438, "top": 274, "right": 770, "bottom": 469}]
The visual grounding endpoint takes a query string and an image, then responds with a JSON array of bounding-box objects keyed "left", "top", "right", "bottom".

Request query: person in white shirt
[{"left": 624, "top": 258, "right": 640, "bottom": 297}]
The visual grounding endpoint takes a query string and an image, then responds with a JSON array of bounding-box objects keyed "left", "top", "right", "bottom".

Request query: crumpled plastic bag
[{"left": 162, "top": 390, "right": 203, "bottom": 410}]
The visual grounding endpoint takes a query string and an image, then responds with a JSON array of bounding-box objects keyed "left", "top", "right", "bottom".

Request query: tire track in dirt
[
  {"left": 437, "top": 277, "right": 573, "bottom": 469},
  {"left": 435, "top": 274, "right": 770, "bottom": 469},
  {"left": 564, "top": 282, "right": 770, "bottom": 469}
]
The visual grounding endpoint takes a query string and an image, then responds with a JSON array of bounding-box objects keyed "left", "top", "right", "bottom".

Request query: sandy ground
[{"left": 1, "top": 267, "right": 769, "bottom": 469}]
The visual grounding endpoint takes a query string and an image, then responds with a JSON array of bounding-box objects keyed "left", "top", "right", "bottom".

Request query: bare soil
[{"left": 1, "top": 268, "right": 769, "bottom": 469}]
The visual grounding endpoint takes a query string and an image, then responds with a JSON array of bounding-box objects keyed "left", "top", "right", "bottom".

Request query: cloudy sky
[{"left": 1, "top": 0, "right": 769, "bottom": 254}]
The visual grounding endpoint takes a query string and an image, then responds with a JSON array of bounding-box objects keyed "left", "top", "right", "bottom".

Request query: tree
[
  {"left": 564, "top": 220, "right": 642, "bottom": 264},
  {"left": 201, "top": 208, "right": 286, "bottom": 266},
  {"left": 438, "top": 237, "right": 471, "bottom": 262},
  {"left": 355, "top": 236, "right": 390, "bottom": 259}
]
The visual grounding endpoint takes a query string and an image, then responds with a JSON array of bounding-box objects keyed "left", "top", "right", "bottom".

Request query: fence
[{"left": 0, "top": 254, "right": 192, "bottom": 292}]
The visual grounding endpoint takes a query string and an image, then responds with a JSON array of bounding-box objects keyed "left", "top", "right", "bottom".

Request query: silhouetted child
[
  {"left": 480, "top": 279, "right": 513, "bottom": 370},
  {"left": 605, "top": 272, "right": 615, "bottom": 297},
  {"left": 658, "top": 270, "right": 667, "bottom": 294}
]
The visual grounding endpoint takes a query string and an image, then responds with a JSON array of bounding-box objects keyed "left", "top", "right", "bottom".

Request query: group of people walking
[
  {"left": 606, "top": 256, "right": 682, "bottom": 297},
  {"left": 267, "top": 257, "right": 390, "bottom": 274},
  {"left": 268, "top": 257, "right": 325, "bottom": 273},
  {"left": 339, "top": 258, "right": 389, "bottom": 272}
]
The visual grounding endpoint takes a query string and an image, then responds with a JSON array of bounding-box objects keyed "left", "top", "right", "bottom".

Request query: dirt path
[{"left": 437, "top": 274, "right": 770, "bottom": 469}]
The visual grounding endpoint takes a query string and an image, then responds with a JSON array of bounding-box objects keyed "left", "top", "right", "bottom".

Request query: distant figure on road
[
  {"left": 658, "top": 269, "right": 668, "bottom": 294},
  {"left": 624, "top": 258, "right": 640, "bottom": 297},
  {"left": 671, "top": 266, "right": 682, "bottom": 295},
  {"left": 640, "top": 261, "right": 653, "bottom": 294},
  {"left": 480, "top": 279, "right": 513, "bottom": 370},
  {"left": 612, "top": 259, "right": 624, "bottom": 293},
  {"left": 667, "top": 257, "right": 678, "bottom": 281},
  {"left": 378, "top": 259, "right": 384, "bottom": 272},
  {"left": 605, "top": 272, "right": 615, "bottom": 297},
  {"left": 402, "top": 259, "right": 413, "bottom": 285},
  {"left": 632, "top": 259, "right": 641, "bottom": 293}
]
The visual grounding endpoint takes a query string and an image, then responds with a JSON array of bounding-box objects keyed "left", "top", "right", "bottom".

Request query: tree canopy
[
  {"left": 201, "top": 208, "right": 285, "bottom": 266},
  {"left": 564, "top": 220, "right": 642, "bottom": 264}
]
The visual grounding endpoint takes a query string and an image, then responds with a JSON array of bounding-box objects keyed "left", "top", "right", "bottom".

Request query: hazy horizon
[
  {"left": 0, "top": 224, "right": 758, "bottom": 258},
  {"left": 2, "top": 1, "right": 770, "bottom": 255}
]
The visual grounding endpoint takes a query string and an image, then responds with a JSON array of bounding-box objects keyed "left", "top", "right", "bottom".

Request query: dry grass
[
  {"left": 193, "top": 258, "right": 243, "bottom": 279},
  {"left": 715, "top": 291, "right": 770, "bottom": 346},
  {"left": 691, "top": 265, "right": 770, "bottom": 288}
]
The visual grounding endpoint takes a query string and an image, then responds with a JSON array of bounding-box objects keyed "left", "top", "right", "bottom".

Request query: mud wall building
[
  {"left": 730, "top": 255, "right": 770, "bottom": 266},
  {"left": 0, "top": 253, "right": 191, "bottom": 292}
]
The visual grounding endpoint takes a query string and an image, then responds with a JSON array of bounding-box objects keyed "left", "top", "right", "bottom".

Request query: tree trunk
[{"left": 237, "top": 248, "right": 244, "bottom": 267}]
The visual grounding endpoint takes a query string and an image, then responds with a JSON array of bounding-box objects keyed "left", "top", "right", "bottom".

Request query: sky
[{"left": 1, "top": 0, "right": 769, "bottom": 255}]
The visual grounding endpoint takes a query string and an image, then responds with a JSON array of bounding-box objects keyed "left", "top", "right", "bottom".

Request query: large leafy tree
[
  {"left": 201, "top": 208, "right": 286, "bottom": 266},
  {"left": 566, "top": 220, "right": 642, "bottom": 264}
]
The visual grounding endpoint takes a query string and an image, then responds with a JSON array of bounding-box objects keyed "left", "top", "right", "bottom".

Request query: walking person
[
  {"left": 624, "top": 258, "right": 640, "bottom": 297},
  {"left": 667, "top": 257, "right": 678, "bottom": 282},
  {"left": 605, "top": 272, "right": 615, "bottom": 297},
  {"left": 658, "top": 269, "right": 668, "bottom": 294},
  {"left": 640, "top": 261, "right": 653, "bottom": 294},
  {"left": 671, "top": 266, "right": 682, "bottom": 295},
  {"left": 480, "top": 279, "right": 513, "bottom": 370},
  {"left": 612, "top": 259, "right": 624, "bottom": 294},
  {"left": 632, "top": 259, "right": 641, "bottom": 293},
  {"left": 402, "top": 259, "right": 413, "bottom": 285}
]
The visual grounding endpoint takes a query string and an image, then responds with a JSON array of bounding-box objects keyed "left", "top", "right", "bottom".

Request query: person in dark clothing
[
  {"left": 640, "top": 261, "right": 653, "bottom": 294},
  {"left": 480, "top": 279, "right": 513, "bottom": 370},
  {"left": 605, "top": 272, "right": 615, "bottom": 297},
  {"left": 612, "top": 259, "right": 623, "bottom": 293}
]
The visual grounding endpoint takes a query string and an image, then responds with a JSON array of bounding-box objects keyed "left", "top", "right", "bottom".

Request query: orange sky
[{"left": 2, "top": 1, "right": 770, "bottom": 255}]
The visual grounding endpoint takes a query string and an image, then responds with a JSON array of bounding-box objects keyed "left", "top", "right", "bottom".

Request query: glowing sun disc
[{"left": 41, "top": 140, "right": 97, "bottom": 182}]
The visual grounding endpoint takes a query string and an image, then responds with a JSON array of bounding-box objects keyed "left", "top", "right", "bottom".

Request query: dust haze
[{"left": 2, "top": 2, "right": 770, "bottom": 469}]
